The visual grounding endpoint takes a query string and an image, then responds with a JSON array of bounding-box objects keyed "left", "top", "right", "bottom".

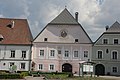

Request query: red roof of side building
[{"left": 0, "top": 18, "right": 33, "bottom": 45}]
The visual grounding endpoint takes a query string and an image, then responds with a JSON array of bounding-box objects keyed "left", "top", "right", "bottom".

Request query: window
[
  {"left": 9, "top": 62, "right": 14, "bottom": 67},
  {"left": 22, "top": 51, "right": 26, "bottom": 58},
  {"left": 49, "top": 64, "right": 54, "bottom": 70},
  {"left": 74, "top": 51, "right": 78, "bottom": 57},
  {"left": 21, "top": 63, "right": 25, "bottom": 69},
  {"left": 103, "top": 39, "right": 108, "bottom": 44},
  {"left": 50, "top": 50, "right": 55, "bottom": 57},
  {"left": 84, "top": 51, "right": 88, "bottom": 58},
  {"left": 58, "top": 50, "right": 61, "bottom": 54},
  {"left": 112, "top": 51, "right": 118, "bottom": 59},
  {"left": 40, "top": 50, "right": 44, "bottom": 56},
  {"left": 112, "top": 67, "right": 117, "bottom": 73},
  {"left": 75, "top": 39, "right": 78, "bottom": 43},
  {"left": 114, "top": 39, "right": 118, "bottom": 44},
  {"left": 10, "top": 50, "right": 15, "bottom": 58},
  {"left": 44, "top": 38, "right": 47, "bottom": 41},
  {"left": 64, "top": 51, "right": 69, "bottom": 57},
  {"left": 97, "top": 51, "right": 102, "bottom": 59},
  {"left": 39, "top": 64, "right": 43, "bottom": 70}
]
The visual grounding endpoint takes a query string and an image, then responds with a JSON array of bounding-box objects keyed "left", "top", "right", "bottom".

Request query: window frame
[
  {"left": 111, "top": 50, "right": 118, "bottom": 60},
  {"left": 97, "top": 50, "right": 103, "bottom": 59},
  {"left": 112, "top": 66, "right": 118, "bottom": 73},
  {"left": 38, "top": 64, "right": 43, "bottom": 70},
  {"left": 73, "top": 50, "right": 79, "bottom": 58},
  {"left": 113, "top": 38, "right": 119, "bottom": 44},
  {"left": 49, "top": 64, "right": 55, "bottom": 71},
  {"left": 84, "top": 50, "right": 89, "bottom": 58},
  {"left": 40, "top": 50, "right": 44, "bottom": 57},
  {"left": 20, "top": 63, "right": 25, "bottom": 69},
  {"left": 10, "top": 50, "right": 15, "bottom": 58},
  {"left": 64, "top": 50, "right": 69, "bottom": 58},
  {"left": 50, "top": 50, "right": 55, "bottom": 57},
  {"left": 22, "top": 51, "right": 26, "bottom": 58},
  {"left": 102, "top": 38, "right": 109, "bottom": 44}
]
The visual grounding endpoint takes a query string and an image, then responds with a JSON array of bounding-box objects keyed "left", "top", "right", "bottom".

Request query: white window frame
[
  {"left": 22, "top": 51, "right": 26, "bottom": 58},
  {"left": 40, "top": 50, "right": 44, "bottom": 57},
  {"left": 10, "top": 50, "right": 15, "bottom": 58},
  {"left": 113, "top": 38, "right": 119, "bottom": 44},
  {"left": 9, "top": 62, "right": 14, "bottom": 68},
  {"left": 73, "top": 50, "right": 79, "bottom": 58},
  {"left": 111, "top": 66, "right": 118, "bottom": 73},
  {"left": 102, "top": 38, "right": 109, "bottom": 44},
  {"left": 64, "top": 50, "right": 69, "bottom": 58},
  {"left": 38, "top": 64, "right": 44, "bottom": 70},
  {"left": 20, "top": 63, "right": 26, "bottom": 70},
  {"left": 49, "top": 64, "right": 55, "bottom": 71},
  {"left": 111, "top": 50, "right": 118, "bottom": 60},
  {"left": 96, "top": 50, "right": 103, "bottom": 59},
  {"left": 50, "top": 50, "right": 55, "bottom": 57}
]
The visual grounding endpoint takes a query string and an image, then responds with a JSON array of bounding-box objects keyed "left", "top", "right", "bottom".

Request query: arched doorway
[
  {"left": 95, "top": 64, "right": 105, "bottom": 75},
  {"left": 62, "top": 63, "right": 72, "bottom": 72}
]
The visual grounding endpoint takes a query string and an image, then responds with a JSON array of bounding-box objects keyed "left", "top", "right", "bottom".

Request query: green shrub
[
  {"left": 20, "top": 72, "right": 29, "bottom": 78},
  {"left": 0, "top": 74, "right": 21, "bottom": 79}
]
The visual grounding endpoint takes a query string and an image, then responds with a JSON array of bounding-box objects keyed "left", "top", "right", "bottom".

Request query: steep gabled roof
[
  {"left": 105, "top": 21, "right": 120, "bottom": 33},
  {"left": 94, "top": 21, "right": 120, "bottom": 44},
  {"left": 50, "top": 8, "right": 79, "bottom": 24},
  {"left": 0, "top": 18, "right": 33, "bottom": 45}
]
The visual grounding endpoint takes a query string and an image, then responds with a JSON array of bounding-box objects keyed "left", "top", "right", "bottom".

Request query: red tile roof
[{"left": 0, "top": 18, "right": 33, "bottom": 45}]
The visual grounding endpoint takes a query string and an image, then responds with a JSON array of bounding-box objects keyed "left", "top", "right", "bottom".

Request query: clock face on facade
[{"left": 61, "top": 30, "right": 67, "bottom": 38}]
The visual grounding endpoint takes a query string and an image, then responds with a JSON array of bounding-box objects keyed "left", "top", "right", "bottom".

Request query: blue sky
[{"left": 0, "top": 0, "right": 120, "bottom": 41}]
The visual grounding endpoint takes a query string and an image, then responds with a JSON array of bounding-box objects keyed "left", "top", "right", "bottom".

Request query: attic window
[
  {"left": 44, "top": 38, "right": 48, "bottom": 41},
  {"left": 75, "top": 39, "right": 78, "bottom": 43},
  {"left": 7, "top": 20, "right": 15, "bottom": 28},
  {"left": 0, "top": 34, "right": 4, "bottom": 41}
]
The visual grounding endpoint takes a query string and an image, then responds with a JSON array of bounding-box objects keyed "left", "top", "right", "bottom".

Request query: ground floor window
[
  {"left": 39, "top": 64, "right": 43, "bottom": 70},
  {"left": 20, "top": 63, "right": 25, "bottom": 69},
  {"left": 112, "top": 67, "right": 118, "bottom": 73},
  {"left": 49, "top": 64, "right": 54, "bottom": 71},
  {"left": 9, "top": 62, "right": 14, "bottom": 67}
]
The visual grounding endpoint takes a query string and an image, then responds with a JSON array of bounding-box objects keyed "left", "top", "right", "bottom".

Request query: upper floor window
[
  {"left": 74, "top": 51, "right": 78, "bottom": 57},
  {"left": 84, "top": 51, "right": 88, "bottom": 58},
  {"left": 49, "top": 64, "right": 54, "bottom": 70},
  {"left": 112, "top": 51, "right": 118, "bottom": 59},
  {"left": 64, "top": 50, "right": 69, "bottom": 57},
  {"left": 22, "top": 51, "right": 26, "bottom": 58},
  {"left": 103, "top": 39, "right": 108, "bottom": 44},
  {"left": 112, "top": 67, "right": 118, "bottom": 73},
  {"left": 44, "top": 38, "right": 48, "bottom": 41},
  {"left": 58, "top": 50, "right": 61, "bottom": 54},
  {"left": 40, "top": 50, "right": 44, "bottom": 56},
  {"left": 39, "top": 64, "right": 43, "bottom": 70},
  {"left": 10, "top": 50, "right": 15, "bottom": 58},
  {"left": 50, "top": 50, "right": 55, "bottom": 57},
  {"left": 113, "top": 39, "right": 118, "bottom": 44},
  {"left": 97, "top": 51, "right": 103, "bottom": 59},
  {"left": 20, "top": 63, "right": 25, "bottom": 69}
]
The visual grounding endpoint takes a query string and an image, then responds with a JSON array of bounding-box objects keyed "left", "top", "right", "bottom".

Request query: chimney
[
  {"left": 75, "top": 12, "right": 78, "bottom": 22},
  {"left": 105, "top": 25, "right": 109, "bottom": 31}
]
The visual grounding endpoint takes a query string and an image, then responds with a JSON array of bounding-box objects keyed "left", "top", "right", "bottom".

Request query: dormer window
[
  {"left": 0, "top": 34, "right": 4, "bottom": 41},
  {"left": 7, "top": 20, "right": 15, "bottom": 28},
  {"left": 113, "top": 39, "right": 118, "bottom": 44},
  {"left": 103, "top": 38, "right": 108, "bottom": 44},
  {"left": 44, "top": 38, "right": 48, "bottom": 41}
]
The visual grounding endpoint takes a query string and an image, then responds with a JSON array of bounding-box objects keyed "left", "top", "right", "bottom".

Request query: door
[
  {"left": 95, "top": 64, "right": 105, "bottom": 75},
  {"left": 62, "top": 63, "right": 72, "bottom": 72}
]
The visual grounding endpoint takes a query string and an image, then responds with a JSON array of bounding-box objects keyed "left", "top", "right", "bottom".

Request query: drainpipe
[{"left": 28, "top": 41, "right": 32, "bottom": 72}]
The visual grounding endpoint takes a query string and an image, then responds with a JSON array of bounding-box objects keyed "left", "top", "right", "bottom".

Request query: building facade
[
  {"left": 92, "top": 21, "right": 120, "bottom": 75},
  {"left": 32, "top": 8, "right": 92, "bottom": 74},
  {"left": 0, "top": 18, "right": 33, "bottom": 71}
]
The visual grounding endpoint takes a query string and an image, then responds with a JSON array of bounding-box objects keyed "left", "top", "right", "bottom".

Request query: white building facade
[
  {"left": 0, "top": 18, "right": 33, "bottom": 71},
  {"left": 32, "top": 8, "right": 92, "bottom": 73}
]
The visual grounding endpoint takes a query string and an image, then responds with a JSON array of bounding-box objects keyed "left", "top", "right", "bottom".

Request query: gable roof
[
  {"left": 105, "top": 21, "right": 120, "bottom": 33},
  {"left": 0, "top": 18, "right": 33, "bottom": 45},
  {"left": 50, "top": 8, "right": 79, "bottom": 24},
  {"left": 94, "top": 21, "right": 120, "bottom": 44}
]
